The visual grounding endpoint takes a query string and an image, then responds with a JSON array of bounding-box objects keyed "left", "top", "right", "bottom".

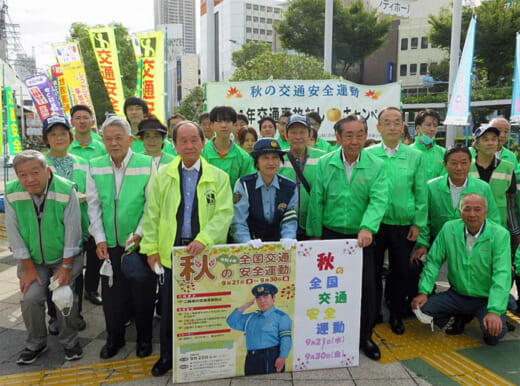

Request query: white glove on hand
[
  {"left": 280, "top": 238, "right": 297, "bottom": 250},
  {"left": 247, "top": 239, "right": 263, "bottom": 248}
]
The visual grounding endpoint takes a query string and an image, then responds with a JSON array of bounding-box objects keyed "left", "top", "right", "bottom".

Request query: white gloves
[
  {"left": 247, "top": 239, "right": 263, "bottom": 248},
  {"left": 280, "top": 238, "right": 297, "bottom": 250}
]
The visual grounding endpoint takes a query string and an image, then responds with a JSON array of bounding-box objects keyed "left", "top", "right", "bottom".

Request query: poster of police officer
[{"left": 172, "top": 240, "right": 362, "bottom": 384}]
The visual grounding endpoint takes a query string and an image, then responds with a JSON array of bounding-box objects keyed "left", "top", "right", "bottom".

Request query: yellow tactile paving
[
  {"left": 506, "top": 310, "right": 520, "bottom": 324},
  {"left": 374, "top": 318, "right": 517, "bottom": 386},
  {"left": 0, "top": 355, "right": 159, "bottom": 385}
]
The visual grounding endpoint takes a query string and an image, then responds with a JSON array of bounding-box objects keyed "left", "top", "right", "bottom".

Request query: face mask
[
  {"left": 51, "top": 286, "right": 74, "bottom": 316},
  {"left": 420, "top": 134, "right": 435, "bottom": 145}
]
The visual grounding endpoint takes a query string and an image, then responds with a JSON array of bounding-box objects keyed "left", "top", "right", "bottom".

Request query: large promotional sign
[
  {"left": 5, "top": 87, "right": 23, "bottom": 156},
  {"left": 133, "top": 31, "right": 165, "bottom": 121},
  {"left": 24, "top": 74, "right": 63, "bottom": 121},
  {"left": 53, "top": 42, "right": 94, "bottom": 112},
  {"left": 172, "top": 240, "right": 362, "bottom": 384},
  {"left": 88, "top": 27, "right": 126, "bottom": 117},
  {"left": 205, "top": 80, "right": 401, "bottom": 140}
]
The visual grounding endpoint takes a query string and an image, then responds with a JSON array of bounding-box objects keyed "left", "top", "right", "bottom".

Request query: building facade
[
  {"left": 154, "top": 0, "right": 196, "bottom": 54},
  {"left": 200, "top": 0, "right": 287, "bottom": 82}
]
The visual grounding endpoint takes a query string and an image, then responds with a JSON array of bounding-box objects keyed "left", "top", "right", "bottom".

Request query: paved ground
[{"left": 0, "top": 239, "right": 520, "bottom": 385}]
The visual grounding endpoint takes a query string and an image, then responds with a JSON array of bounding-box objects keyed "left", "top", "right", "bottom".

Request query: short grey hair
[
  {"left": 13, "top": 150, "right": 48, "bottom": 173},
  {"left": 459, "top": 193, "right": 488, "bottom": 211},
  {"left": 100, "top": 116, "right": 131, "bottom": 136}
]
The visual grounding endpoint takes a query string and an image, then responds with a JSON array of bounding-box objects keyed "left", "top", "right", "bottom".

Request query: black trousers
[
  {"left": 84, "top": 236, "right": 101, "bottom": 293},
  {"left": 101, "top": 246, "right": 156, "bottom": 346},
  {"left": 245, "top": 346, "right": 282, "bottom": 375},
  {"left": 321, "top": 227, "right": 376, "bottom": 343},
  {"left": 159, "top": 267, "right": 173, "bottom": 360},
  {"left": 374, "top": 223, "right": 415, "bottom": 319}
]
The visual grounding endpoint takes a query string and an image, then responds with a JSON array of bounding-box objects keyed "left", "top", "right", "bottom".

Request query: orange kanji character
[
  {"left": 179, "top": 255, "right": 196, "bottom": 282},
  {"left": 194, "top": 254, "right": 216, "bottom": 281}
]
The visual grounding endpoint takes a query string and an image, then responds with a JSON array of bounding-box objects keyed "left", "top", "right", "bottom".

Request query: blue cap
[
  {"left": 474, "top": 125, "right": 499, "bottom": 140},
  {"left": 252, "top": 283, "right": 278, "bottom": 297},
  {"left": 286, "top": 114, "right": 311, "bottom": 131},
  {"left": 42, "top": 114, "right": 71, "bottom": 133},
  {"left": 250, "top": 138, "right": 286, "bottom": 158}
]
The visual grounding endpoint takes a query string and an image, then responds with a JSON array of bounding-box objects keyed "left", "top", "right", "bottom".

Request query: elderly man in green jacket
[
  {"left": 278, "top": 114, "right": 325, "bottom": 239},
  {"left": 412, "top": 193, "right": 511, "bottom": 345},
  {"left": 307, "top": 114, "right": 388, "bottom": 361},
  {"left": 140, "top": 121, "right": 233, "bottom": 377},
  {"left": 366, "top": 106, "right": 428, "bottom": 335}
]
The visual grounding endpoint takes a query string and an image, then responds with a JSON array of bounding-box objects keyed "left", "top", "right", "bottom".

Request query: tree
[
  {"left": 274, "top": 0, "right": 391, "bottom": 78},
  {"left": 176, "top": 86, "right": 204, "bottom": 120},
  {"left": 230, "top": 51, "right": 333, "bottom": 81},
  {"left": 428, "top": 0, "right": 520, "bottom": 86},
  {"left": 68, "top": 23, "right": 137, "bottom": 126},
  {"left": 232, "top": 41, "right": 271, "bottom": 68}
]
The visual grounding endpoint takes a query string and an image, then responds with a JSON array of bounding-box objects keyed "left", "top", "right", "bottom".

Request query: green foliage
[
  {"left": 274, "top": 0, "right": 391, "bottom": 78},
  {"left": 428, "top": 59, "right": 450, "bottom": 92},
  {"left": 176, "top": 86, "right": 204, "bottom": 121},
  {"left": 428, "top": 0, "right": 520, "bottom": 86},
  {"left": 402, "top": 86, "right": 512, "bottom": 104},
  {"left": 230, "top": 51, "right": 333, "bottom": 81},
  {"left": 232, "top": 41, "right": 271, "bottom": 68},
  {"left": 69, "top": 23, "right": 137, "bottom": 126}
]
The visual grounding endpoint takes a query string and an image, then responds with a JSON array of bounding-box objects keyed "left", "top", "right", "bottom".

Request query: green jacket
[
  {"left": 315, "top": 137, "right": 334, "bottom": 153},
  {"left": 366, "top": 142, "right": 428, "bottom": 227},
  {"left": 306, "top": 149, "right": 388, "bottom": 236},
  {"left": 158, "top": 152, "right": 175, "bottom": 165},
  {"left": 6, "top": 174, "right": 74, "bottom": 264},
  {"left": 140, "top": 156, "right": 233, "bottom": 269},
  {"left": 419, "top": 219, "right": 511, "bottom": 315},
  {"left": 278, "top": 137, "right": 290, "bottom": 150},
  {"left": 45, "top": 154, "right": 90, "bottom": 237},
  {"left": 412, "top": 139, "right": 446, "bottom": 182},
  {"left": 469, "top": 159, "right": 514, "bottom": 229},
  {"left": 68, "top": 137, "right": 107, "bottom": 161},
  {"left": 416, "top": 175, "right": 501, "bottom": 248},
  {"left": 201, "top": 140, "right": 255, "bottom": 189},
  {"left": 278, "top": 147, "right": 326, "bottom": 230},
  {"left": 89, "top": 152, "right": 152, "bottom": 247}
]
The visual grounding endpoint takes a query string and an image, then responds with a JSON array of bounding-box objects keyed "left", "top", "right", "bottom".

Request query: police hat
[
  {"left": 252, "top": 283, "right": 278, "bottom": 297},
  {"left": 250, "top": 138, "right": 286, "bottom": 159},
  {"left": 42, "top": 114, "right": 72, "bottom": 133},
  {"left": 286, "top": 114, "right": 311, "bottom": 131},
  {"left": 474, "top": 125, "right": 500, "bottom": 140}
]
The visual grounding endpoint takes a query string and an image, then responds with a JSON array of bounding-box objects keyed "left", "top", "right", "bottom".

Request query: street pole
[
  {"left": 324, "top": 0, "right": 333, "bottom": 73},
  {"left": 446, "top": 0, "right": 462, "bottom": 147}
]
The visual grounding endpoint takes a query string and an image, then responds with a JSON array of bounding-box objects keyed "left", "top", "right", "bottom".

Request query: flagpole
[{"left": 446, "top": 0, "right": 462, "bottom": 148}]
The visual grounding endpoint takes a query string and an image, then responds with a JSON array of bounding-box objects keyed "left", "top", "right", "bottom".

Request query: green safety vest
[
  {"left": 278, "top": 147, "right": 325, "bottom": 230},
  {"left": 470, "top": 159, "right": 514, "bottom": 229},
  {"left": 6, "top": 174, "right": 74, "bottom": 264},
  {"left": 68, "top": 137, "right": 107, "bottom": 161},
  {"left": 45, "top": 154, "right": 90, "bottom": 236},
  {"left": 89, "top": 153, "right": 152, "bottom": 247}
]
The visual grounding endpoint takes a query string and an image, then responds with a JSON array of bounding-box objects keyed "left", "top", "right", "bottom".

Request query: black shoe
[
  {"left": 84, "top": 291, "right": 102, "bottom": 306},
  {"left": 100, "top": 342, "right": 125, "bottom": 359},
  {"left": 483, "top": 334, "right": 499, "bottom": 346},
  {"left": 390, "top": 316, "right": 405, "bottom": 335},
  {"left": 48, "top": 317, "right": 58, "bottom": 335},
  {"left": 77, "top": 315, "right": 86, "bottom": 331},
  {"left": 136, "top": 341, "right": 153, "bottom": 358},
  {"left": 64, "top": 343, "right": 84, "bottom": 361},
  {"left": 152, "top": 357, "right": 172, "bottom": 377},
  {"left": 16, "top": 346, "right": 47, "bottom": 365},
  {"left": 506, "top": 321, "right": 516, "bottom": 332},
  {"left": 446, "top": 316, "right": 466, "bottom": 335},
  {"left": 362, "top": 339, "right": 381, "bottom": 361}
]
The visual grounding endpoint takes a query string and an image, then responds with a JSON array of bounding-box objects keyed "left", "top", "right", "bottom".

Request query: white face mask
[
  {"left": 51, "top": 286, "right": 74, "bottom": 316},
  {"left": 99, "top": 259, "right": 113, "bottom": 287}
]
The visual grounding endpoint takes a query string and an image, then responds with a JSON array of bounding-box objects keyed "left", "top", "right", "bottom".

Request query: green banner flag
[{"left": 5, "top": 87, "right": 23, "bottom": 156}]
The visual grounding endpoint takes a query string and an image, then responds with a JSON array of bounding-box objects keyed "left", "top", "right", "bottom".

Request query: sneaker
[
  {"left": 64, "top": 343, "right": 84, "bottom": 361},
  {"left": 16, "top": 346, "right": 47, "bottom": 365}
]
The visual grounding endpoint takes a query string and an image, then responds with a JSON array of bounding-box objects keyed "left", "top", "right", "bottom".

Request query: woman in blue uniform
[{"left": 231, "top": 138, "right": 298, "bottom": 246}]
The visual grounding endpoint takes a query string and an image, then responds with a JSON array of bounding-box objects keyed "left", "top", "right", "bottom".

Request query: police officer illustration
[{"left": 227, "top": 283, "right": 292, "bottom": 375}]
